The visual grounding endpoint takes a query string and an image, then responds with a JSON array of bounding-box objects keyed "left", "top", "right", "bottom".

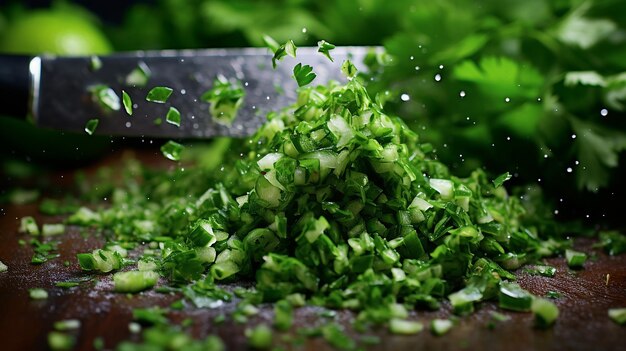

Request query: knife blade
[{"left": 0, "top": 47, "right": 373, "bottom": 139}]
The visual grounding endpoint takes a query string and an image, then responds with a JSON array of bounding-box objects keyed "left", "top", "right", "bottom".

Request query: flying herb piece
[
  {"left": 0, "top": 260, "right": 7, "bottom": 273},
  {"left": 262, "top": 34, "right": 280, "bottom": 53},
  {"left": 499, "top": 281, "right": 533, "bottom": 312},
  {"left": 126, "top": 61, "right": 151, "bottom": 87},
  {"left": 317, "top": 40, "right": 336, "bottom": 62},
  {"left": 146, "top": 86, "right": 173, "bottom": 103},
  {"left": 532, "top": 298, "right": 559, "bottom": 328},
  {"left": 55, "top": 281, "right": 80, "bottom": 288},
  {"left": 546, "top": 291, "right": 562, "bottom": 299},
  {"left": 19, "top": 216, "right": 39, "bottom": 235},
  {"left": 84, "top": 119, "right": 99, "bottom": 135},
  {"left": 271, "top": 40, "right": 297, "bottom": 68},
  {"left": 274, "top": 300, "right": 293, "bottom": 331},
  {"left": 77, "top": 249, "right": 123, "bottom": 273},
  {"left": 160, "top": 140, "right": 184, "bottom": 161},
  {"left": 89, "top": 56, "right": 102, "bottom": 71},
  {"left": 341, "top": 60, "right": 357, "bottom": 79},
  {"left": 245, "top": 324, "right": 272, "bottom": 349},
  {"left": 321, "top": 324, "right": 356, "bottom": 350},
  {"left": 48, "top": 331, "right": 75, "bottom": 351},
  {"left": 29, "top": 288, "right": 48, "bottom": 300},
  {"left": 565, "top": 249, "right": 587, "bottom": 268},
  {"left": 431, "top": 319, "right": 453, "bottom": 336},
  {"left": 89, "top": 85, "right": 120, "bottom": 112},
  {"left": 166, "top": 107, "right": 181, "bottom": 127},
  {"left": 122, "top": 90, "right": 133, "bottom": 116},
  {"left": 154, "top": 118, "right": 162, "bottom": 126},
  {"left": 293, "top": 63, "right": 316, "bottom": 87},
  {"left": 608, "top": 308, "right": 626, "bottom": 325},
  {"left": 200, "top": 75, "right": 245, "bottom": 125},
  {"left": 7, "top": 188, "right": 39, "bottom": 205},
  {"left": 492, "top": 172, "right": 512, "bottom": 188},
  {"left": 42, "top": 224, "right": 65, "bottom": 237},
  {"left": 525, "top": 265, "right": 556, "bottom": 277},
  {"left": 113, "top": 270, "right": 159, "bottom": 293}
]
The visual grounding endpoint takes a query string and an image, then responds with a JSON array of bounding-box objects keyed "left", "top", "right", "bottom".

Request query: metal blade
[{"left": 30, "top": 47, "right": 372, "bottom": 139}]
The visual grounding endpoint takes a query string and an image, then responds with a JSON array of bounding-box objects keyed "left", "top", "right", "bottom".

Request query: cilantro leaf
[
  {"left": 146, "top": 87, "right": 173, "bottom": 103},
  {"left": 317, "top": 40, "right": 336, "bottom": 62},
  {"left": 492, "top": 172, "right": 512, "bottom": 188},
  {"left": 293, "top": 63, "right": 316, "bottom": 87},
  {"left": 271, "top": 40, "right": 297, "bottom": 69}
]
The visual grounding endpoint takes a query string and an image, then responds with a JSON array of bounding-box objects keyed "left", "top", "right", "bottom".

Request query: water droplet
[
  {"left": 434, "top": 74, "right": 442, "bottom": 82},
  {"left": 409, "top": 56, "right": 414, "bottom": 60},
  {"left": 266, "top": 96, "right": 270, "bottom": 100},
  {"left": 459, "top": 91, "right": 466, "bottom": 98},
  {"left": 439, "top": 65, "right": 444, "bottom": 69},
  {"left": 575, "top": 160, "right": 579, "bottom": 165},
  {"left": 244, "top": 82, "right": 249, "bottom": 87},
  {"left": 400, "top": 94, "right": 410, "bottom": 102},
  {"left": 415, "top": 66, "right": 420, "bottom": 71},
  {"left": 566, "top": 167, "right": 573, "bottom": 173},
  {"left": 506, "top": 136, "right": 511, "bottom": 141},
  {"left": 544, "top": 154, "right": 548, "bottom": 158},
  {"left": 554, "top": 210, "right": 559, "bottom": 215},
  {"left": 537, "top": 97, "right": 542, "bottom": 102},
  {"left": 571, "top": 134, "right": 576, "bottom": 139},
  {"left": 600, "top": 108, "right": 608, "bottom": 116},
  {"left": 125, "top": 122, "right": 131, "bottom": 128},
  {"left": 505, "top": 97, "right": 510, "bottom": 103},
  {"left": 302, "top": 27, "right": 307, "bottom": 33}
]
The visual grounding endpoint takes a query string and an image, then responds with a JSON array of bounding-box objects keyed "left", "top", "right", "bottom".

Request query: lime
[{"left": 0, "top": 8, "right": 113, "bottom": 164}]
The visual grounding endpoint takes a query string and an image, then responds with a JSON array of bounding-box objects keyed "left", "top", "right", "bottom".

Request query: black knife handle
[{"left": 0, "top": 55, "right": 32, "bottom": 118}]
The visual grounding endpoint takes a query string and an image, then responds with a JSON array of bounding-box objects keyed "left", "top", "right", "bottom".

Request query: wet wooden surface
[{"left": 0, "top": 150, "right": 625, "bottom": 351}]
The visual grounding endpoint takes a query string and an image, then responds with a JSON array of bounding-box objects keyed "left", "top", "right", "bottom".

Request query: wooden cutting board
[{"left": 0, "top": 149, "right": 624, "bottom": 351}]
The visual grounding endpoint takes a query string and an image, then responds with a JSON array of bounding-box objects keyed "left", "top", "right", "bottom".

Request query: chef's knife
[{"left": 0, "top": 47, "right": 372, "bottom": 139}]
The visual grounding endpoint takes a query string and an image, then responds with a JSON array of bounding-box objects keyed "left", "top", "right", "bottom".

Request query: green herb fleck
[
  {"left": 29, "top": 288, "right": 48, "bottom": 300},
  {"left": 126, "top": 61, "right": 151, "bottom": 87},
  {"left": 565, "top": 249, "right": 587, "bottom": 269},
  {"left": 293, "top": 63, "right": 316, "bottom": 87},
  {"left": 48, "top": 331, "right": 75, "bottom": 351},
  {"left": 89, "top": 56, "right": 102, "bottom": 71},
  {"left": 122, "top": 90, "right": 133, "bottom": 116},
  {"left": 431, "top": 318, "right": 453, "bottom": 336},
  {"left": 146, "top": 86, "right": 173, "bottom": 103},
  {"left": 89, "top": 85, "right": 120, "bottom": 112},
  {"left": 160, "top": 141, "right": 184, "bottom": 161},
  {"left": 166, "top": 107, "right": 181, "bottom": 127},
  {"left": 317, "top": 40, "right": 336, "bottom": 62},
  {"left": 113, "top": 270, "right": 159, "bottom": 293},
  {"left": 341, "top": 60, "right": 357, "bottom": 79},
  {"left": 42, "top": 224, "right": 65, "bottom": 237},
  {"left": 493, "top": 172, "right": 512, "bottom": 188},
  {"left": 246, "top": 324, "right": 272, "bottom": 349},
  {"left": 608, "top": 308, "right": 626, "bottom": 325},
  {"left": 54, "top": 319, "right": 81, "bottom": 331},
  {"left": 19, "top": 216, "right": 39, "bottom": 235},
  {"left": 0, "top": 260, "right": 7, "bottom": 273},
  {"left": 200, "top": 75, "right": 245, "bottom": 125},
  {"left": 84, "top": 119, "right": 99, "bottom": 135}
]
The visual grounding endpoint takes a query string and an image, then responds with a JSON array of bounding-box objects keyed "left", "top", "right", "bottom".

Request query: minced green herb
[
  {"left": 126, "top": 62, "right": 151, "bottom": 87},
  {"left": 608, "top": 308, "right": 626, "bottom": 325},
  {"left": 89, "top": 85, "right": 121, "bottom": 112},
  {"left": 565, "top": 249, "right": 587, "bottom": 268},
  {"left": 160, "top": 140, "right": 184, "bottom": 161},
  {"left": 146, "top": 86, "right": 173, "bottom": 103},
  {"left": 200, "top": 75, "right": 245, "bottom": 125},
  {"left": 19, "top": 216, "right": 39, "bottom": 235},
  {"left": 166, "top": 107, "right": 181, "bottom": 127},
  {"left": 85, "top": 119, "right": 99, "bottom": 135},
  {"left": 0, "top": 260, "right": 7, "bottom": 273},
  {"left": 48, "top": 331, "right": 75, "bottom": 351},
  {"left": 122, "top": 90, "right": 133, "bottom": 116},
  {"left": 29, "top": 288, "right": 48, "bottom": 300}
]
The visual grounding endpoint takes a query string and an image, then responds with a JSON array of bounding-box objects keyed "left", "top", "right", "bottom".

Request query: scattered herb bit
[
  {"left": 7, "top": 188, "right": 39, "bottom": 205},
  {"left": 122, "top": 90, "right": 133, "bottom": 116},
  {"left": 125, "top": 61, "right": 151, "bottom": 87},
  {"left": 594, "top": 231, "right": 626, "bottom": 256},
  {"left": 77, "top": 248, "right": 123, "bottom": 273},
  {"left": 246, "top": 324, "right": 272, "bottom": 349},
  {"left": 19, "top": 216, "right": 39, "bottom": 235},
  {"left": 29, "top": 288, "right": 48, "bottom": 300},
  {"left": 89, "top": 85, "right": 121, "bottom": 112},
  {"left": 30, "top": 239, "right": 59, "bottom": 264},
  {"left": 146, "top": 86, "right": 173, "bottom": 103},
  {"left": 608, "top": 308, "right": 626, "bottom": 325},
  {"left": 0, "top": 260, "right": 7, "bottom": 273},
  {"left": 270, "top": 40, "right": 297, "bottom": 68},
  {"left": 532, "top": 298, "right": 559, "bottom": 328},
  {"left": 490, "top": 311, "right": 511, "bottom": 323},
  {"left": 545, "top": 291, "right": 562, "bottom": 299},
  {"left": 317, "top": 40, "right": 336, "bottom": 62},
  {"left": 389, "top": 319, "right": 424, "bottom": 335},
  {"left": 431, "top": 319, "right": 453, "bottom": 336},
  {"left": 48, "top": 331, "right": 75, "bottom": 351},
  {"left": 262, "top": 34, "right": 280, "bottom": 53},
  {"left": 499, "top": 282, "right": 533, "bottom": 312},
  {"left": 93, "top": 337, "right": 104, "bottom": 350},
  {"left": 492, "top": 172, "right": 512, "bottom": 188},
  {"left": 55, "top": 281, "right": 80, "bottom": 288},
  {"left": 166, "top": 107, "right": 181, "bottom": 127},
  {"left": 160, "top": 140, "right": 184, "bottom": 161},
  {"left": 117, "top": 325, "right": 224, "bottom": 351},
  {"left": 341, "top": 60, "right": 357, "bottom": 79},
  {"left": 54, "top": 319, "right": 81, "bottom": 331},
  {"left": 132, "top": 307, "right": 168, "bottom": 325},
  {"left": 273, "top": 300, "right": 293, "bottom": 331},
  {"left": 293, "top": 63, "right": 316, "bottom": 87},
  {"left": 113, "top": 270, "right": 159, "bottom": 293},
  {"left": 200, "top": 75, "right": 245, "bottom": 125},
  {"left": 321, "top": 323, "right": 356, "bottom": 350},
  {"left": 89, "top": 56, "right": 102, "bottom": 71},
  {"left": 525, "top": 265, "right": 556, "bottom": 277},
  {"left": 154, "top": 118, "right": 163, "bottom": 125},
  {"left": 565, "top": 249, "right": 587, "bottom": 269},
  {"left": 42, "top": 224, "right": 65, "bottom": 237},
  {"left": 39, "top": 198, "right": 80, "bottom": 215},
  {"left": 84, "top": 119, "right": 99, "bottom": 135}
]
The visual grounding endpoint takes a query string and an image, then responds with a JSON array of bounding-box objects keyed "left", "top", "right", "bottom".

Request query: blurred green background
[{"left": 1, "top": 0, "right": 625, "bottom": 223}]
